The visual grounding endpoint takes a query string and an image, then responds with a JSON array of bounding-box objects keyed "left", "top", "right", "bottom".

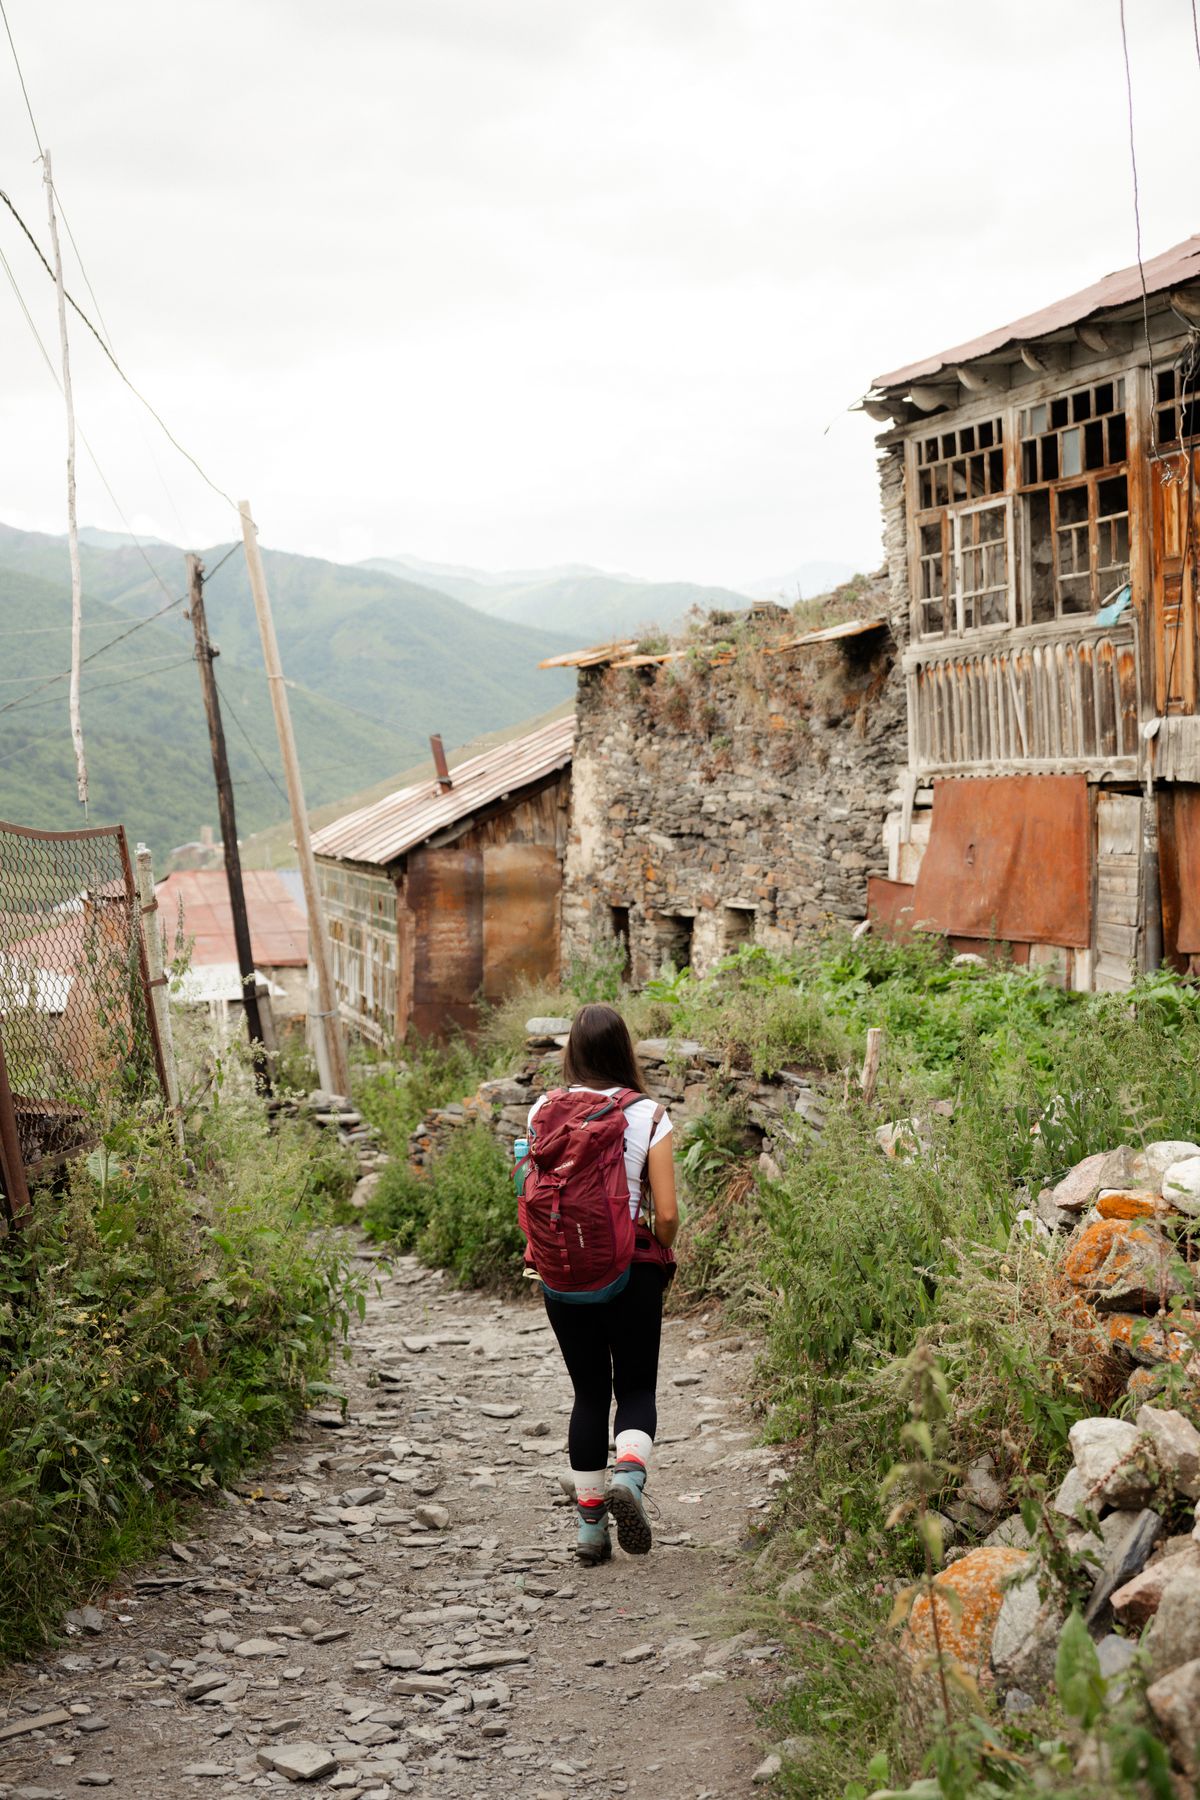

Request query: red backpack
[{"left": 518, "top": 1088, "right": 647, "bottom": 1302}]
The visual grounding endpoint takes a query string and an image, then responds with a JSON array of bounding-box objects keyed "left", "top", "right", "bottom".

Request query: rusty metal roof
[
  {"left": 156, "top": 870, "right": 309, "bottom": 968},
  {"left": 873, "top": 234, "right": 1200, "bottom": 391},
  {"left": 311, "top": 713, "right": 575, "bottom": 868}
]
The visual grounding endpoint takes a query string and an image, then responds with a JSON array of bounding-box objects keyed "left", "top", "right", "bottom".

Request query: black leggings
[{"left": 544, "top": 1263, "right": 663, "bottom": 1470}]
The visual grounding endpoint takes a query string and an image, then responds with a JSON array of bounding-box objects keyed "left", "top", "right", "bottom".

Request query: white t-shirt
[{"left": 527, "top": 1086, "right": 673, "bottom": 1218}]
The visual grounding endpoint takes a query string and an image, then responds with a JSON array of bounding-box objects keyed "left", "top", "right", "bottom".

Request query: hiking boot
[
  {"left": 607, "top": 1461, "right": 652, "bottom": 1555},
  {"left": 575, "top": 1504, "right": 612, "bottom": 1566}
]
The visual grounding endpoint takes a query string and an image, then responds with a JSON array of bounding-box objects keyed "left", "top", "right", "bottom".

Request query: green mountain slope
[
  {"left": 0, "top": 527, "right": 576, "bottom": 858},
  {"left": 364, "top": 555, "right": 752, "bottom": 640}
]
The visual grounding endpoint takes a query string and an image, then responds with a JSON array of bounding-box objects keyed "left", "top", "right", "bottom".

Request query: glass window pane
[{"left": 1061, "top": 428, "right": 1082, "bottom": 477}]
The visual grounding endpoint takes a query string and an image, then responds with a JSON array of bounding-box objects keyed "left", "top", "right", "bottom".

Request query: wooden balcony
[{"left": 904, "top": 620, "right": 1140, "bottom": 779}]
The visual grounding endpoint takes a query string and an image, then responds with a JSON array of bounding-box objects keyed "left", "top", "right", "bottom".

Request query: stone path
[{"left": 0, "top": 1246, "right": 787, "bottom": 1800}]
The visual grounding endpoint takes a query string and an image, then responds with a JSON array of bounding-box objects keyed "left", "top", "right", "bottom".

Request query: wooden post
[
  {"left": 135, "top": 842, "right": 185, "bottom": 1144},
  {"left": 0, "top": 1026, "right": 31, "bottom": 1226},
  {"left": 859, "top": 1027, "right": 884, "bottom": 1106},
  {"left": 238, "top": 502, "right": 351, "bottom": 1097},
  {"left": 43, "top": 149, "right": 87, "bottom": 809},
  {"left": 186, "top": 554, "right": 272, "bottom": 1094}
]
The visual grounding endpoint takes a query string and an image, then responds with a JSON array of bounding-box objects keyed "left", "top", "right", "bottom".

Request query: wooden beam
[
  {"left": 909, "top": 384, "right": 957, "bottom": 414},
  {"left": 1076, "top": 321, "right": 1132, "bottom": 355},
  {"left": 1169, "top": 288, "right": 1200, "bottom": 324},
  {"left": 1020, "top": 342, "right": 1069, "bottom": 374},
  {"left": 954, "top": 363, "right": 1009, "bottom": 396}
]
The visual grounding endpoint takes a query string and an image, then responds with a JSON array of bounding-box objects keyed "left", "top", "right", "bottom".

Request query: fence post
[
  {"left": 135, "top": 844, "right": 185, "bottom": 1147},
  {"left": 0, "top": 1028, "right": 31, "bottom": 1225}
]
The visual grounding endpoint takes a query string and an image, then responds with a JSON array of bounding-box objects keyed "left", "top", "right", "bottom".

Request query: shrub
[
  {"left": 356, "top": 1035, "right": 493, "bottom": 1144},
  {"left": 0, "top": 1104, "right": 363, "bottom": 1661},
  {"left": 365, "top": 1123, "right": 523, "bottom": 1291}
]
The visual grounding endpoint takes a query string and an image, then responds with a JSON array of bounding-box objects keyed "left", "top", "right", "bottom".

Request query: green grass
[
  {"left": 0, "top": 1096, "right": 361, "bottom": 1661},
  {"left": 363, "top": 1121, "right": 523, "bottom": 1290}
]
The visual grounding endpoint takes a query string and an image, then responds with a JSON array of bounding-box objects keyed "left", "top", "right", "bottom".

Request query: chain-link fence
[{"left": 0, "top": 820, "right": 169, "bottom": 1225}]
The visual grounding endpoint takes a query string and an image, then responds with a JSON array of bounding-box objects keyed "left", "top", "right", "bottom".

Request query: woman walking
[{"left": 521, "top": 1003, "right": 678, "bottom": 1565}]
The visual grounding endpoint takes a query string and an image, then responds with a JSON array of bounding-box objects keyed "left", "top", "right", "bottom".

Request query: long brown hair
[{"left": 562, "top": 1003, "right": 646, "bottom": 1093}]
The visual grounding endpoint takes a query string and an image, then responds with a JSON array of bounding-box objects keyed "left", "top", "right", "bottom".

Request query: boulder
[
  {"left": 903, "top": 1545, "right": 1030, "bottom": 1678},
  {"left": 990, "top": 1569, "right": 1064, "bottom": 1694},
  {"left": 1053, "top": 1466, "right": 1090, "bottom": 1519},
  {"left": 1052, "top": 1148, "right": 1138, "bottom": 1214},
  {"left": 1095, "top": 1633, "right": 1138, "bottom": 1683},
  {"left": 1139, "top": 1140, "right": 1200, "bottom": 1182},
  {"left": 1146, "top": 1657, "right": 1200, "bottom": 1779},
  {"left": 985, "top": 1513, "right": 1034, "bottom": 1551},
  {"left": 1068, "top": 1417, "right": 1155, "bottom": 1508},
  {"left": 1061, "top": 1219, "right": 1180, "bottom": 1314},
  {"left": 1036, "top": 1187, "right": 1077, "bottom": 1233},
  {"left": 1160, "top": 1156, "right": 1200, "bottom": 1217},
  {"left": 960, "top": 1454, "right": 1004, "bottom": 1515},
  {"left": 1146, "top": 1566, "right": 1200, "bottom": 1679},
  {"left": 1137, "top": 1405, "right": 1200, "bottom": 1500},
  {"left": 1111, "top": 1545, "right": 1200, "bottom": 1627},
  {"left": 525, "top": 1017, "right": 571, "bottom": 1037},
  {"left": 1084, "top": 1508, "right": 1164, "bottom": 1629},
  {"left": 1103, "top": 1313, "right": 1199, "bottom": 1368}
]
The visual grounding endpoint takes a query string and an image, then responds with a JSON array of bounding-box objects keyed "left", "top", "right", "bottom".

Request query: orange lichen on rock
[
  {"left": 1062, "top": 1219, "right": 1178, "bottom": 1312},
  {"left": 1096, "top": 1190, "right": 1170, "bottom": 1221},
  {"left": 1104, "top": 1312, "right": 1199, "bottom": 1366},
  {"left": 903, "top": 1546, "right": 1030, "bottom": 1677}
]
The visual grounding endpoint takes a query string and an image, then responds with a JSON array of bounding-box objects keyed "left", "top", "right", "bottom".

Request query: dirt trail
[{"left": 0, "top": 1245, "right": 786, "bottom": 1800}]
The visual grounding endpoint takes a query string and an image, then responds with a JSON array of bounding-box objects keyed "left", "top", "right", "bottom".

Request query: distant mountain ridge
[
  {"left": 363, "top": 554, "right": 753, "bottom": 640},
  {"left": 0, "top": 524, "right": 575, "bottom": 856}
]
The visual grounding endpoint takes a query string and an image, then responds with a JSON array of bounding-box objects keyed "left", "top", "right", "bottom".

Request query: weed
[
  {"left": 364, "top": 1123, "right": 523, "bottom": 1291},
  {"left": 0, "top": 1100, "right": 364, "bottom": 1661}
]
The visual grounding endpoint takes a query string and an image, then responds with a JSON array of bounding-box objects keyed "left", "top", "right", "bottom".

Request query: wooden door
[{"left": 1150, "top": 451, "right": 1200, "bottom": 715}]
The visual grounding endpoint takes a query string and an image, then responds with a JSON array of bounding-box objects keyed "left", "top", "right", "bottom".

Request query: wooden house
[
  {"left": 311, "top": 715, "right": 573, "bottom": 1041},
  {"left": 864, "top": 235, "right": 1200, "bottom": 987}
]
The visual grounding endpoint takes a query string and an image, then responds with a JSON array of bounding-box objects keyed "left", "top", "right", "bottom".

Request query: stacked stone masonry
[{"left": 560, "top": 573, "right": 909, "bottom": 982}]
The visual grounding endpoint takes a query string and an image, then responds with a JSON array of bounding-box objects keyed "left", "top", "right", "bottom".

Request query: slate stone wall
[{"left": 560, "top": 570, "right": 910, "bottom": 980}]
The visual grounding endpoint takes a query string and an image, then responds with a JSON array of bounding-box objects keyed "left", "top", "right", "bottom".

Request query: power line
[
  {"left": 0, "top": 188, "right": 237, "bottom": 513},
  {"left": 0, "top": 592, "right": 187, "bottom": 718},
  {"left": 0, "top": 0, "right": 42, "bottom": 156},
  {"left": 213, "top": 673, "right": 289, "bottom": 806}
]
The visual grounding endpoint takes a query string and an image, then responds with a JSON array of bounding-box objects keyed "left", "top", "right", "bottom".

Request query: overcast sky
[{"left": 1, "top": 0, "right": 1199, "bottom": 589}]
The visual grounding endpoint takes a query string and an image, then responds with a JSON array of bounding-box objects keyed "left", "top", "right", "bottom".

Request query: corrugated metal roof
[
  {"left": 538, "top": 641, "right": 639, "bottom": 670},
  {"left": 156, "top": 869, "right": 309, "bottom": 968},
  {"left": 311, "top": 713, "right": 575, "bottom": 869},
  {"left": 873, "top": 234, "right": 1200, "bottom": 391}
]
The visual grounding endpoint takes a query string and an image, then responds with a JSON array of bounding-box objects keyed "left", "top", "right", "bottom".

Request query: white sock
[
  {"left": 571, "top": 1467, "right": 607, "bottom": 1510},
  {"left": 615, "top": 1429, "right": 653, "bottom": 1472}
]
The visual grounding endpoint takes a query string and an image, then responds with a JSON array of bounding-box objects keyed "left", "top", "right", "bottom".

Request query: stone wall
[{"left": 561, "top": 577, "right": 910, "bottom": 980}]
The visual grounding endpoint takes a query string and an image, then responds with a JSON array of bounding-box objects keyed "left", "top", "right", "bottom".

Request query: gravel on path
[{"left": 0, "top": 1246, "right": 787, "bottom": 1800}]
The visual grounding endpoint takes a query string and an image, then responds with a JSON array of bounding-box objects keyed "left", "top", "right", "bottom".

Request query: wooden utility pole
[
  {"left": 187, "top": 554, "right": 272, "bottom": 1094},
  {"left": 238, "top": 503, "right": 350, "bottom": 1097},
  {"left": 43, "top": 149, "right": 87, "bottom": 809},
  {"left": 135, "top": 841, "right": 186, "bottom": 1142}
]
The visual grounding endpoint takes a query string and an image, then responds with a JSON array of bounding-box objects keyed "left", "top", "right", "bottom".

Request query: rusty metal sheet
[
  {"left": 871, "top": 234, "right": 1200, "bottom": 391},
  {"left": 408, "top": 846, "right": 483, "bottom": 1038},
  {"left": 1158, "top": 785, "right": 1200, "bottom": 959},
  {"left": 911, "top": 774, "right": 1092, "bottom": 948},
  {"left": 866, "top": 876, "right": 916, "bottom": 939},
  {"left": 482, "top": 843, "right": 560, "bottom": 1000}
]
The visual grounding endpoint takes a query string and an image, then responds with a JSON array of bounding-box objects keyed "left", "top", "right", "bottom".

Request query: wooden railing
[{"left": 905, "top": 620, "right": 1140, "bottom": 777}]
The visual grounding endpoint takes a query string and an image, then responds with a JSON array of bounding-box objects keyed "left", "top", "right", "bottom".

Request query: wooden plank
[
  {"left": 1096, "top": 921, "right": 1139, "bottom": 957},
  {"left": 0, "top": 1709, "right": 71, "bottom": 1743}
]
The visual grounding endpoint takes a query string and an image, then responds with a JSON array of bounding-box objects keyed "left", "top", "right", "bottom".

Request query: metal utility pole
[
  {"left": 187, "top": 554, "right": 272, "bottom": 1094},
  {"left": 238, "top": 503, "right": 350, "bottom": 1098}
]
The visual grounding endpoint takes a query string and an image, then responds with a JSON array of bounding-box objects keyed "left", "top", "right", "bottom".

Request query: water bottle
[{"left": 512, "top": 1138, "right": 529, "bottom": 1197}]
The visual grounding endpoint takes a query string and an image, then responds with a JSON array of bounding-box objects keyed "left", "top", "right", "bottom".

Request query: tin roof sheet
[
  {"left": 155, "top": 869, "right": 309, "bottom": 968},
  {"left": 538, "top": 641, "right": 640, "bottom": 670},
  {"left": 311, "top": 713, "right": 575, "bottom": 868},
  {"left": 873, "top": 234, "right": 1200, "bottom": 391}
]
